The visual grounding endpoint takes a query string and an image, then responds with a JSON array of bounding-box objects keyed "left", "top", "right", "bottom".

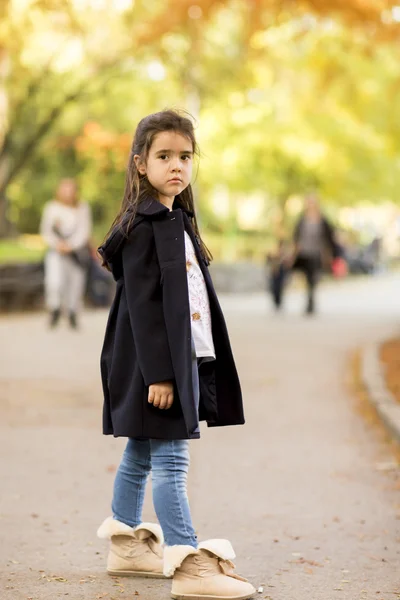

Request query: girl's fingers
[
  {"left": 148, "top": 384, "right": 174, "bottom": 409},
  {"left": 152, "top": 391, "right": 161, "bottom": 408},
  {"left": 166, "top": 393, "right": 174, "bottom": 409},
  {"left": 158, "top": 394, "right": 168, "bottom": 410}
]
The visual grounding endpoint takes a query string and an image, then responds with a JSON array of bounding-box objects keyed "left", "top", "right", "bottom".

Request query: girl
[
  {"left": 40, "top": 178, "right": 92, "bottom": 329},
  {"left": 97, "top": 110, "right": 255, "bottom": 600}
]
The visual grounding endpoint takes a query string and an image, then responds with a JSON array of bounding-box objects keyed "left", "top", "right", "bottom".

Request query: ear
[{"left": 134, "top": 154, "right": 146, "bottom": 175}]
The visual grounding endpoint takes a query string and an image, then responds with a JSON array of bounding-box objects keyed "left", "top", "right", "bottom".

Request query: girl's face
[{"left": 135, "top": 131, "right": 194, "bottom": 204}]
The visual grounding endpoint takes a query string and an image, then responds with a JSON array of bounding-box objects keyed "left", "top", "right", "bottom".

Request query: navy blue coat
[{"left": 98, "top": 197, "right": 244, "bottom": 440}]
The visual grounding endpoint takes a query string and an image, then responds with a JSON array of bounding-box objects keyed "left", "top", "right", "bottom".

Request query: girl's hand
[{"left": 148, "top": 381, "right": 174, "bottom": 410}]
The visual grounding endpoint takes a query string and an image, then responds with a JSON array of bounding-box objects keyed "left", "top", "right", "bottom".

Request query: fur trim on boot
[
  {"left": 97, "top": 516, "right": 132, "bottom": 539},
  {"left": 97, "top": 517, "right": 166, "bottom": 578},
  {"left": 163, "top": 544, "right": 198, "bottom": 577},
  {"left": 170, "top": 539, "right": 256, "bottom": 600},
  {"left": 198, "top": 539, "right": 236, "bottom": 561},
  {"left": 97, "top": 517, "right": 164, "bottom": 545},
  {"left": 134, "top": 522, "right": 164, "bottom": 545}
]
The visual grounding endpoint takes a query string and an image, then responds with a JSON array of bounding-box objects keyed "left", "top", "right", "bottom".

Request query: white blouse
[
  {"left": 184, "top": 232, "right": 216, "bottom": 359},
  {"left": 40, "top": 200, "right": 92, "bottom": 250}
]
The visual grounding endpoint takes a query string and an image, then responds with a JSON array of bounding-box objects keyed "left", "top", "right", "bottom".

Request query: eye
[
  {"left": 181, "top": 154, "right": 192, "bottom": 161},
  {"left": 159, "top": 154, "right": 169, "bottom": 160}
]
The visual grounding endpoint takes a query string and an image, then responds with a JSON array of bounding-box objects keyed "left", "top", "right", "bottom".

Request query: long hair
[{"left": 104, "top": 109, "right": 212, "bottom": 262}]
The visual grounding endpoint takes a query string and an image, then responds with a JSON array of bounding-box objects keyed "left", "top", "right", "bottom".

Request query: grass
[{"left": 0, "top": 236, "right": 46, "bottom": 264}]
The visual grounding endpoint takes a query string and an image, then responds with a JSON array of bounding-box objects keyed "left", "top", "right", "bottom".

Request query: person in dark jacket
[
  {"left": 96, "top": 110, "right": 255, "bottom": 600},
  {"left": 266, "top": 239, "right": 291, "bottom": 310},
  {"left": 292, "top": 193, "right": 338, "bottom": 315}
]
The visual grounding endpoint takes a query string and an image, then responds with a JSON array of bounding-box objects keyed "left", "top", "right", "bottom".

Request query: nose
[{"left": 171, "top": 158, "right": 182, "bottom": 172}]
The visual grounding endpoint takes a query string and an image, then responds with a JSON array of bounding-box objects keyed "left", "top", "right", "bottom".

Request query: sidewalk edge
[{"left": 361, "top": 343, "right": 400, "bottom": 445}]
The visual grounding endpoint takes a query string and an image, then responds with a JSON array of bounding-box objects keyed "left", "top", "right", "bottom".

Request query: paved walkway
[{"left": 1, "top": 274, "right": 400, "bottom": 600}]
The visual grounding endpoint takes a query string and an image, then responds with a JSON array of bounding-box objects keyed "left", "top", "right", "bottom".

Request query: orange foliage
[
  {"left": 133, "top": 0, "right": 400, "bottom": 48},
  {"left": 75, "top": 122, "right": 131, "bottom": 172}
]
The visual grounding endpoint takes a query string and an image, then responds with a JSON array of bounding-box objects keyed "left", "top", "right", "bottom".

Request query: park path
[{"left": 1, "top": 274, "right": 400, "bottom": 600}]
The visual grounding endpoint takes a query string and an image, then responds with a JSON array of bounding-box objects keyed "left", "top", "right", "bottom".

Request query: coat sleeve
[{"left": 122, "top": 221, "right": 175, "bottom": 387}]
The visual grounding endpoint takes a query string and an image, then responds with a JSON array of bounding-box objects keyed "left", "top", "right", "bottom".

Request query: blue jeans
[
  {"left": 112, "top": 346, "right": 200, "bottom": 547},
  {"left": 112, "top": 438, "right": 198, "bottom": 547}
]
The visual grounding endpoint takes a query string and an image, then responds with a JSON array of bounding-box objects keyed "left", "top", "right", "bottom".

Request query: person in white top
[{"left": 40, "top": 179, "right": 92, "bottom": 329}]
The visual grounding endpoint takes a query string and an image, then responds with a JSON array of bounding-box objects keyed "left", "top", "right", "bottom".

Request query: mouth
[{"left": 168, "top": 178, "right": 182, "bottom": 184}]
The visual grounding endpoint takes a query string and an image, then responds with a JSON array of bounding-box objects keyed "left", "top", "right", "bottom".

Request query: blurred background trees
[{"left": 1, "top": 0, "right": 400, "bottom": 259}]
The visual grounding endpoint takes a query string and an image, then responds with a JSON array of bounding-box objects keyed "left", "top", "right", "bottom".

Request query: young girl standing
[{"left": 97, "top": 110, "right": 255, "bottom": 600}]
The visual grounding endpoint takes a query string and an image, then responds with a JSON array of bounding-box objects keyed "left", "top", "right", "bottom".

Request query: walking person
[
  {"left": 266, "top": 239, "right": 291, "bottom": 311},
  {"left": 97, "top": 110, "right": 255, "bottom": 600},
  {"left": 292, "top": 193, "right": 338, "bottom": 315},
  {"left": 40, "top": 178, "right": 92, "bottom": 329}
]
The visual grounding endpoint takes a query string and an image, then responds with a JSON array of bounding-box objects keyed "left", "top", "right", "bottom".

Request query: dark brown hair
[{"left": 105, "top": 109, "right": 212, "bottom": 262}]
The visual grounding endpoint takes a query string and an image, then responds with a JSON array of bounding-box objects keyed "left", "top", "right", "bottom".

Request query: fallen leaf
[{"left": 291, "top": 558, "right": 323, "bottom": 567}]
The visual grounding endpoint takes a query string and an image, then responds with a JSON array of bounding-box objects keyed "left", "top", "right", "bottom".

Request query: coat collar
[
  {"left": 137, "top": 196, "right": 194, "bottom": 219},
  {"left": 98, "top": 197, "right": 195, "bottom": 271}
]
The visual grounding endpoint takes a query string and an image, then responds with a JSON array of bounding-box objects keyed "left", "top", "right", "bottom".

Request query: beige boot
[
  {"left": 97, "top": 517, "right": 166, "bottom": 578},
  {"left": 164, "top": 539, "right": 256, "bottom": 600}
]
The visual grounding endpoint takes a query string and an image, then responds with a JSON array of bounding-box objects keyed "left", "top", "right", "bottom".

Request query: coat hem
[{"left": 102, "top": 430, "right": 201, "bottom": 440}]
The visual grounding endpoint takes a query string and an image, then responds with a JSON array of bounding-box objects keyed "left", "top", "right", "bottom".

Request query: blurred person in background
[
  {"left": 292, "top": 193, "right": 339, "bottom": 315},
  {"left": 266, "top": 239, "right": 292, "bottom": 311},
  {"left": 40, "top": 178, "right": 92, "bottom": 329}
]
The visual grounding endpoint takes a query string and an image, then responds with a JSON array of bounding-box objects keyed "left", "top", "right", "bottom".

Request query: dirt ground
[{"left": 1, "top": 276, "right": 400, "bottom": 600}]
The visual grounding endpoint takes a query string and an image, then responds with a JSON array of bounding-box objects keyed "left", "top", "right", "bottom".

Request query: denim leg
[
  {"left": 112, "top": 438, "right": 151, "bottom": 528},
  {"left": 151, "top": 439, "right": 198, "bottom": 548}
]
